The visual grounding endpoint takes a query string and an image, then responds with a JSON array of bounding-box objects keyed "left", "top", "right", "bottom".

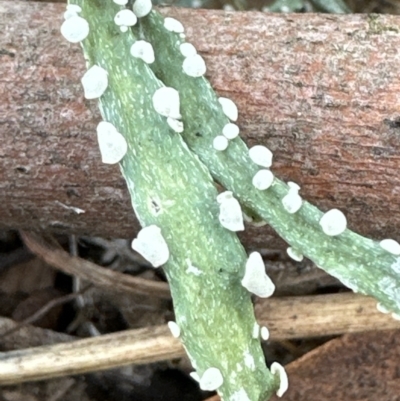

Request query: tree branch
[{"left": 1, "top": 2, "right": 400, "bottom": 246}]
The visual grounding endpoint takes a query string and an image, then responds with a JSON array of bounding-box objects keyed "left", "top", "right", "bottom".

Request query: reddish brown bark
[{"left": 1, "top": 2, "right": 400, "bottom": 244}]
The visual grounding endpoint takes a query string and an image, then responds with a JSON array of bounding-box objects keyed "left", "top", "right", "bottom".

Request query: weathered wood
[{"left": 1, "top": 2, "right": 400, "bottom": 245}]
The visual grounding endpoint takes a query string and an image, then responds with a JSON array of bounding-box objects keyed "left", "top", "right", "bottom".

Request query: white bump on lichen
[
  {"left": 282, "top": 190, "right": 302, "bottom": 214},
  {"left": 189, "top": 372, "right": 200, "bottom": 382},
  {"left": 213, "top": 135, "right": 229, "bottom": 151},
  {"left": 131, "top": 225, "right": 169, "bottom": 267},
  {"left": 152, "top": 87, "right": 181, "bottom": 119},
  {"left": 287, "top": 181, "right": 301, "bottom": 191},
  {"left": 252, "top": 169, "right": 274, "bottom": 191},
  {"left": 248, "top": 145, "right": 273, "bottom": 168},
  {"left": 113, "top": 0, "right": 128, "bottom": 4},
  {"left": 376, "top": 302, "right": 390, "bottom": 314},
  {"left": 120, "top": 25, "right": 129, "bottom": 33},
  {"left": 199, "top": 367, "right": 224, "bottom": 391},
  {"left": 271, "top": 362, "right": 289, "bottom": 397},
  {"left": 60, "top": 15, "right": 89, "bottom": 43},
  {"left": 241, "top": 252, "right": 275, "bottom": 298},
  {"left": 218, "top": 192, "right": 244, "bottom": 232},
  {"left": 392, "top": 313, "right": 400, "bottom": 321},
  {"left": 81, "top": 65, "right": 108, "bottom": 100},
  {"left": 229, "top": 389, "right": 251, "bottom": 401},
  {"left": 260, "top": 326, "right": 270, "bottom": 341},
  {"left": 186, "top": 259, "right": 202, "bottom": 276},
  {"left": 243, "top": 351, "right": 255, "bottom": 370},
  {"left": 319, "top": 208, "right": 347, "bottom": 236},
  {"left": 252, "top": 322, "right": 260, "bottom": 339},
  {"left": 182, "top": 54, "right": 206, "bottom": 77},
  {"left": 380, "top": 239, "right": 400, "bottom": 255},
  {"left": 96, "top": 121, "right": 128, "bottom": 164},
  {"left": 222, "top": 123, "right": 240, "bottom": 140},
  {"left": 66, "top": 4, "right": 82, "bottom": 13},
  {"left": 164, "top": 17, "right": 184, "bottom": 33},
  {"left": 114, "top": 9, "right": 137, "bottom": 27},
  {"left": 64, "top": 4, "right": 82, "bottom": 20},
  {"left": 287, "top": 247, "right": 304, "bottom": 262},
  {"left": 167, "top": 321, "right": 181, "bottom": 338},
  {"left": 217, "top": 191, "right": 234, "bottom": 204},
  {"left": 130, "top": 40, "right": 155, "bottom": 64},
  {"left": 218, "top": 97, "right": 238, "bottom": 121},
  {"left": 167, "top": 117, "right": 184, "bottom": 133},
  {"left": 179, "top": 42, "right": 197, "bottom": 58},
  {"left": 64, "top": 10, "right": 78, "bottom": 20},
  {"left": 132, "top": 0, "right": 152, "bottom": 17}
]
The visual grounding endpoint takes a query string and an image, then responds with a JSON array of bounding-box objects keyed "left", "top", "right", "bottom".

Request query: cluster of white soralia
[
  {"left": 218, "top": 97, "right": 239, "bottom": 121},
  {"left": 130, "top": 40, "right": 155, "bottom": 64},
  {"left": 96, "top": 121, "right": 128, "bottom": 164},
  {"left": 176, "top": 33, "right": 204, "bottom": 77},
  {"left": 152, "top": 87, "right": 183, "bottom": 132},
  {"left": 63, "top": 4, "right": 82, "bottom": 20},
  {"left": 61, "top": 5, "right": 89, "bottom": 43},
  {"left": 180, "top": 42, "right": 197, "bottom": 58},
  {"left": 249, "top": 145, "right": 273, "bottom": 168},
  {"left": 131, "top": 225, "right": 170, "bottom": 267},
  {"left": 213, "top": 98, "right": 239, "bottom": 151},
  {"left": 112, "top": 0, "right": 152, "bottom": 31},
  {"left": 152, "top": 87, "right": 181, "bottom": 119},
  {"left": 167, "top": 321, "right": 181, "bottom": 338},
  {"left": 253, "top": 322, "right": 270, "bottom": 341},
  {"left": 132, "top": 0, "right": 153, "bottom": 18},
  {"left": 199, "top": 367, "right": 224, "bottom": 391},
  {"left": 379, "top": 239, "right": 400, "bottom": 255},
  {"left": 248, "top": 145, "right": 274, "bottom": 190},
  {"left": 217, "top": 191, "right": 244, "bottom": 231},
  {"left": 286, "top": 246, "right": 304, "bottom": 262},
  {"left": 281, "top": 181, "right": 302, "bottom": 214},
  {"left": 319, "top": 208, "right": 347, "bottom": 236},
  {"left": 241, "top": 252, "right": 275, "bottom": 298},
  {"left": 260, "top": 326, "right": 270, "bottom": 341},
  {"left": 270, "top": 362, "right": 289, "bottom": 398},
  {"left": 81, "top": 65, "right": 108, "bottom": 99},
  {"left": 164, "top": 17, "right": 185, "bottom": 33},
  {"left": 114, "top": 9, "right": 137, "bottom": 28},
  {"left": 183, "top": 54, "right": 207, "bottom": 78},
  {"left": 252, "top": 169, "right": 274, "bottom": 191}
]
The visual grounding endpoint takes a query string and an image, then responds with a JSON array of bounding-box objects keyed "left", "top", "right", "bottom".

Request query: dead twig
[
  {"left": 20, "top": 231, "right": 171, "bottom": 299},
  {"left": 1, "top": 292, "right": 399, "bottom": 385},
  {"left": 0, "top": 285, "right": 92, "bottom": 339}
]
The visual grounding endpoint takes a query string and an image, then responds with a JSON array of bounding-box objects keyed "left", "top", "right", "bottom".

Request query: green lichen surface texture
[
  {"left": 138, "top": 8, "right": 400, "bottom": 316},
  {"left": 70, "top": 1, "right": 278, "bottom": 400}
]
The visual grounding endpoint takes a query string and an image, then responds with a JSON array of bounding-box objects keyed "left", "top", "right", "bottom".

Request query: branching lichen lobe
[{"left": 68, "top": 1, "right": 277, "bottom": 400}]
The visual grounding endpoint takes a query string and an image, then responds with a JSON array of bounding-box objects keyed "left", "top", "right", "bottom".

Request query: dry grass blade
[
  {"left": 1, "top": 292, "right": 400, "bottom": 385},
  {"left": 0, "top": 325, "right": 184, "bottom": 385},
  {"left": 20, "top": 231, "right": 171, "bottom": 299}
]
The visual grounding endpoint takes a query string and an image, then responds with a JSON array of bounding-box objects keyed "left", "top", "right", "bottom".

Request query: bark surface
[{"left": 1, "top": 2, "right": 400, "bottom": 245}]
